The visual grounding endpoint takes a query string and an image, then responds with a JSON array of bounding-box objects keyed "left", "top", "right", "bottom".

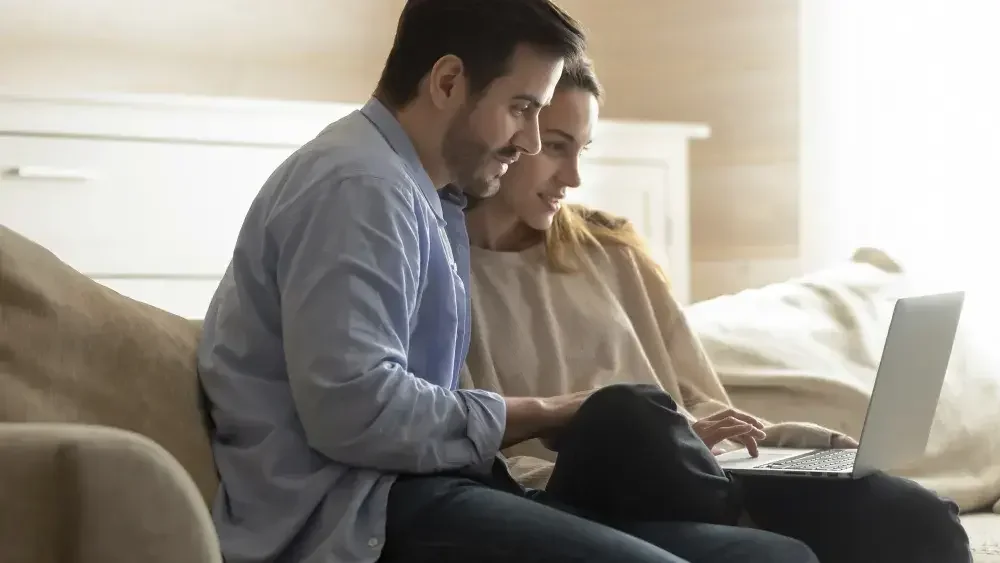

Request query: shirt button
[{"left": 368, "top": 538, "right": 380, "bottom": 548}]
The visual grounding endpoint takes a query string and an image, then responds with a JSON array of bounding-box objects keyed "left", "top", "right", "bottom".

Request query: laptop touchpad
[{"left": 716, "top": 448, "right": 815, "bottom": 470}]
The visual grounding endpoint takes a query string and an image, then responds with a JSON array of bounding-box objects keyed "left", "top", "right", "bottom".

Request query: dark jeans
[
  {"left": 378, "top": 384, "right": 817, "bottom": 563},
  {"left": 379, "top": 383, "right": 972, "bottom": 563}
]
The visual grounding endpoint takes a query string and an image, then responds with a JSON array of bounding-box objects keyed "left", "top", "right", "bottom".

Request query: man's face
[
  {"left": 493, "top": 87, "right": 598, "bottom": 232},
  {"left": 442, "top": 45, "right": 565, "bottom": 198}
]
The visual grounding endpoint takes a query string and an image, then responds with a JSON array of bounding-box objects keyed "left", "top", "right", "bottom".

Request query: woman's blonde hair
[{"left": 544, "top": 204, "right": 662, "bottom": 277}]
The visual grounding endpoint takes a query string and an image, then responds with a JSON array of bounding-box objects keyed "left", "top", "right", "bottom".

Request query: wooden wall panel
[
  {"left": 555, "top": 0, "right": 802, "bottom": 300},
  {"left": 0, "top": 0, "right": 801, "bottom": 301}
]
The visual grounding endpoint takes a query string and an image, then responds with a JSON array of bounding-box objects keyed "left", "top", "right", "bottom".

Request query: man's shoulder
[
  {"left": 295, "top": 147, "right": 418, "bottom": 201},
  {"left": 296, "top": 113, "right": 416, "bottom": 189},
  {"left": 271, "top": 127, "right": 423, "bottom": 217}
]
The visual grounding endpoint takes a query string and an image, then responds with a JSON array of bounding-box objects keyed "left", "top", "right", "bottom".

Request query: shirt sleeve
[{"left": 269, "top": 172, "right": 505, "bottom": 473}]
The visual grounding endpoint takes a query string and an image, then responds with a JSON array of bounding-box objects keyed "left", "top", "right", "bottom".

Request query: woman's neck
[{"left": 466, "top": 205, "right": 543, "bottom": 252}]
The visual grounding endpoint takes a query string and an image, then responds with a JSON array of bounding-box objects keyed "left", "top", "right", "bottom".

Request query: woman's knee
[
  {"left": 854, "top": 474, "right": 970, "bottom": 562},
  {"left": 888, "top": 477, "right": 970, "bottom": 561},
  {"left": 563, "top": 383, "right": 692, "bottom": 453},
  {"left": 576, "top": 383, "right": 681, "bottom": 424},
  {"left": 751, "top": 472, "right": 972, "bottom": 563}
]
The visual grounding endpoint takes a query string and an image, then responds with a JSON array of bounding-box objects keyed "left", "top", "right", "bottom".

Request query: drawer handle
[{"left": 3, "top": 166, "right": 96, "bottom": 182}]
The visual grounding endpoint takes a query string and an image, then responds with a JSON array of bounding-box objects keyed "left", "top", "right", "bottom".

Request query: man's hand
[
  {"left": 537, "top": 390, "right": 594, "bottom": 451},
  {"left": 692, "top": 409, "right": 767, "bottom": 458},
  {"left": 502, "top": 390, "right": 594, "bottom": 450}
]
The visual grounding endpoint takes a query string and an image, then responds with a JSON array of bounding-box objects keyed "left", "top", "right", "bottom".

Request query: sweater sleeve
[
  {"left": 625, "top": 246, "right": 732, "bottom": 419},
  {"left": 625, "top": 246, "right": 839, "bottom": 449}
]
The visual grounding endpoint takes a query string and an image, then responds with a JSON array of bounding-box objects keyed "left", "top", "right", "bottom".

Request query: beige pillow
[{"left": 0, "top": 226, "right": 218, "bottom": 503}]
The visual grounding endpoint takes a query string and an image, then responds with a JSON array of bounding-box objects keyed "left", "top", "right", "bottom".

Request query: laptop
[{"left": 715, "top": 290, "right": 965, "bottom": 480}]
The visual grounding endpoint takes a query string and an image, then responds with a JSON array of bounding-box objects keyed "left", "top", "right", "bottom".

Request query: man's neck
[{"left": 392, "top": 101, "right": 451, "bottom": 190}]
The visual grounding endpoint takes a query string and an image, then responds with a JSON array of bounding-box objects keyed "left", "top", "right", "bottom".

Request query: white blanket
[{"left": 686, "top": 249, "right": 1000, "bottom": 513}]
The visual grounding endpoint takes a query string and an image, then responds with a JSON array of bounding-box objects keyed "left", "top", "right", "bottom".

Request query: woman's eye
[{"left": 544, "top": 142, "right": 567, "bottom": 153}]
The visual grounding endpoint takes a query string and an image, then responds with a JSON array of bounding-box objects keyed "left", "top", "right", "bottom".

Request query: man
[{"left": 198, "top": 1, "right": 817, "bottom": 562}]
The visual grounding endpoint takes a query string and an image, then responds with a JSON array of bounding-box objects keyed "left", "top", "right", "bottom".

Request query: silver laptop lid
[{"left": 854, "top": 291, "right": 965, "bottom": 475}]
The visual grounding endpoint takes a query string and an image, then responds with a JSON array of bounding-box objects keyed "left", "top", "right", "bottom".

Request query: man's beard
[{"left": 442, "top": 106, "right": 504, "bottom": 198}]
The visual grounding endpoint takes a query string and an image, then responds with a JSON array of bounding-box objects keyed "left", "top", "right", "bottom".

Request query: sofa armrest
[{"left": 0, "top": 422, "right": 221, "bottom": 563}]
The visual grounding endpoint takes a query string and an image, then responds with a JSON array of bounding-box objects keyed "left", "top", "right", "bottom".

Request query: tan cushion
[{"left": 0, "top": 226, "right": 218, "bottom": 503}]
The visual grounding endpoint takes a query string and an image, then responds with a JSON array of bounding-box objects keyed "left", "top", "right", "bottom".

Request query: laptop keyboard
[{"left": 759, "top": 449, "right": 857, "bottom": 472}]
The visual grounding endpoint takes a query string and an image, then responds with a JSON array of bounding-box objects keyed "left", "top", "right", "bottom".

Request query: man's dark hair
[{"left": 375, "top": 0, "right": 588, "bottom": 110}]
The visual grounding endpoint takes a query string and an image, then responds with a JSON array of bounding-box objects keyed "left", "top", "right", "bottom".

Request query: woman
[{"left": 461, "top": 59, "right": 972, "bottom": 563}]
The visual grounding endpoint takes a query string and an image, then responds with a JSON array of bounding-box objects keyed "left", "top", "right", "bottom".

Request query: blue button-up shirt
[{"left": 197, "top": 99, "right": 506, "bottom": 563}]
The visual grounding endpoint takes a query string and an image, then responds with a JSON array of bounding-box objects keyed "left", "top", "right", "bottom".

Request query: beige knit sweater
[{"left": 460, "top": 241, "right": 838, "bottom": 488}]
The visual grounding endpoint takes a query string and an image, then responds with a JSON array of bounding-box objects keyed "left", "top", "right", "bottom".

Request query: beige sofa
[
  {"left": 1, "top": 226, "right": 220, "bottom": 563},
  {"left": 2, "top": 224, "right": 999, "bottom": 562}
]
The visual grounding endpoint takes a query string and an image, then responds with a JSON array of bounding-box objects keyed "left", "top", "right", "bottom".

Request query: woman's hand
[
  {"left": 692, "top": 409, "right": 767, "bottom": 457},
  {"left": 832, "top": 434, "right": 860, "bottom": 448}
]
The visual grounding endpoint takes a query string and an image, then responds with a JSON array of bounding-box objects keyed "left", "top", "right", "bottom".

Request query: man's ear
[{"left": 427, "top": 54, "right": 469, "bottom": 110}]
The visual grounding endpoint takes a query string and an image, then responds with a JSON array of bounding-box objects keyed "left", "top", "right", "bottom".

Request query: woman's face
[{"left": 492, "top": 87, "right": 599, "bottom": 231}]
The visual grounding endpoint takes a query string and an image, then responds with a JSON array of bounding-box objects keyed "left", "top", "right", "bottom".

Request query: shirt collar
[
  {"left": 439, "top": 184, "right": 468, "bottom": 209},
  {"left": 360, "top": 98, "right": 444, "bottom": 220}
]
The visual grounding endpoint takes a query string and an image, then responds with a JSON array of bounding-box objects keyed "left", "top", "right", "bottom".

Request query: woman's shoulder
[
  {"left": 565, "top": 204, "right": 642, "bottom": 262},
  {"left": 570, "top": 204, "right": 675, "bottom": 291},
  {"left": 568, "top": 203, "right": 635, "bottom": 233}
]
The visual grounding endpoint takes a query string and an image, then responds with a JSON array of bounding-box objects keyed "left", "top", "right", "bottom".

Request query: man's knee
[
  {"left": 757, "top": 534, "right": 820, "bottom": 563},
  {"left": 664, "top": 525, "right": 818, "bottom": 563}
]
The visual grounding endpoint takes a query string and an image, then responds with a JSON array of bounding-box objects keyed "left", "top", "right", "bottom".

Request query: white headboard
[{"left": 0, "top": 91, "right": 707, "bottom": 317}]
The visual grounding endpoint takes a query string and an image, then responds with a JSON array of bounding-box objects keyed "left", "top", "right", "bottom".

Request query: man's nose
[{"left": 513, "top": 115, "right": 543, "bottom": 156}]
